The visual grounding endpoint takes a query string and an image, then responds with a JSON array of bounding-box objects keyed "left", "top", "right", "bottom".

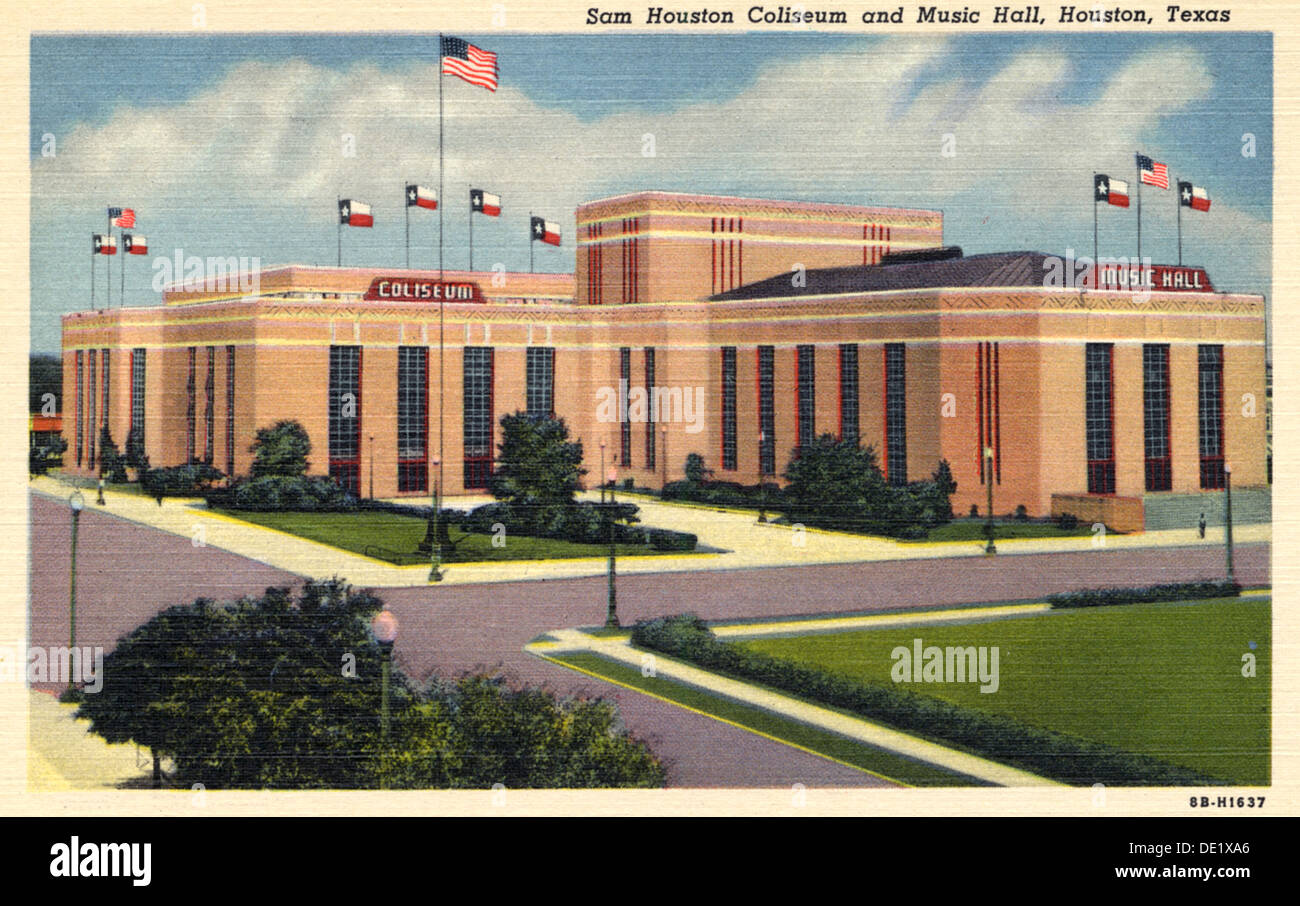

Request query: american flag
[
  {"left": 441, "top": 36, "right": 497, "bottom": 92},
  {"left": 1136, "top": 154, "right": 1169, "bottom": 190},
  {"left": 109, "top": 206, "right": 136, "bottom": 227}
]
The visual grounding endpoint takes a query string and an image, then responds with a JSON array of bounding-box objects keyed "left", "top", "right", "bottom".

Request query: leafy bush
[
  {"left": 141, "top": 462, "right": 226, "bottom": 498},
  {"left": 74, "top": 579, "right": 664, "bottom": 789},
  {"left": 250, "top": 420, "right": 312, "bottom": 478},
  {"left": 1014, "top": 504, "right": 1029, "bottom": 522},
  {"left": 1057, "top": 512, "right": 1079, "bottom": 530},
  {"left": 1048, "top": 581, "right": 1240, "bottom": 609},
  {"left": 631, "top": 614, "right": 1221, "bottom": 787},
  {"left": 29, "top": 435, "right": 67, "bottom": 476},
  {"left": 207, "top": 474, "right": 356, "bottom": 512}
]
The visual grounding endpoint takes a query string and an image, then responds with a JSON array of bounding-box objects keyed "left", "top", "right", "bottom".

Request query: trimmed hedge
[
  {"left": 1048, "top": 581, "right": 1241, "bottom": 609},
  {"left": 461, "top": 500, "right": 696, "bottom": 551},
  {"left": 631, "top": 614, "right": 1222, "bottom": 787},
  {"left": 205, "top": 475, "right": 355, "bottom": 512},
  {"left": 141, "top": 462, "right": 226, "bottom": 498}
]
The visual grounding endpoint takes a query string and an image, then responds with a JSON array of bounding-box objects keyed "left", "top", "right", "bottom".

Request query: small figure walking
[
  {"left": 1198, "top": 511, "right": 1207, "bottom": 539},
  {"left": 96, "top": 475, "right": 106, "bottom": 506}
]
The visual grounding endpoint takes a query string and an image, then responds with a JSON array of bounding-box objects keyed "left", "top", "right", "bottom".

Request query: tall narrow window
[
  {"left": 796, "top": 345, "right": 815, "bottom": 452},
  {"left": 758, "top": 346, "right": 775, "bottom": 475},
  {"left": 1085, "top": 343, "right": 1115, "bottom": 494},
  {"left": 204, "top": 347, "right": 215, "bottom": 465},
  {"left": 463, "top": 346, "right": 494, "bottom": 489},
  {"left": 839, "top": 344, "right": 859, "bottom": 444},
  {"left": 884, "top": 343, "right": 907, "bottom": 485},
  {"left": 100, "top": 349, "right": 110, "bottom": 434},
  {"left": 328, "top": 345, "right": 362, "bottom": 496},
  {"left": 130, "top": 348, "right": 146, "bottom": 457},
  {"left": 975, "top": 342, "right": 1001, "bottom": 484},
  {"left": 75, "top": 351, "right": 84, "bottom": 467},
  {"left": 398, "top": 346, "right": 428, "bottom": 492},
  {"left": 525, "top": 347, "right": 555, "bottom": 418},
  {"left": 1199, "top": 344, "right": 1226, "bottom": 489},
  {"left": 87, "top": 350, "right": 97, "bottom": 469},
  {"left": 619, "top": 347, "right": 631, "bottom": 466},
  {"left": 225, "top": 346, "right": 236, "bottom": 477},
  {"left": 721, "top": 347, "right": 737, "bottom": 471},
  {"left": 1143, "top": 344, "right": 1172, "bottom": 492},
  {"left": 185, "top": 347, "right": 196, "bottom": 463},
  {"left": 644, "top": 347, "right": 656, "bottom": 470}
]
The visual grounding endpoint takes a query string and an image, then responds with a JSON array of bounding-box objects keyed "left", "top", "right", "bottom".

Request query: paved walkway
[
  {"left": 31, "top": 475, "right": 1269, "bottom": 589},
  {"left": 528, "top": 628, "right": 1060, "bottom": 787},
  {"left": 26, "top": 690, "right": 156, "bottom": 790}
]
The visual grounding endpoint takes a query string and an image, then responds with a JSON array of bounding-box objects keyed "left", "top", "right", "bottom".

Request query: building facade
[{"left": 61, "top": 191, "right": 1268, "bottom": 530}]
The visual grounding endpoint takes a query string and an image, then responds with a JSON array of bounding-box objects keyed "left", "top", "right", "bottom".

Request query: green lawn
[
  {"left": 549, "top": 652, "right": 984, "bottom": 787},
  {"left": 922, "top": 519, "right": 1102, "bottom": 542},
  {"left": 735, "top": 598, "right": 1270, "bottom": 785},
  {"left": 213, "top": 508, "right": 686, "bottom": 564}
]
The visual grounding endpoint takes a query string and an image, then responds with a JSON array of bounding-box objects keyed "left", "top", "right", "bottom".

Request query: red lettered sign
[
  {"left": 1093, "top": 264, "right": 1213, "bottom": 293},
  {"left": 363, "top": 278, "right": 484, "bottom": 302}
]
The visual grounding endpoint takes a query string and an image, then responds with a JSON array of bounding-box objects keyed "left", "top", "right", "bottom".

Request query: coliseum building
[{"left": 60, "top": 190, "right": 1268, "bottom": 531}]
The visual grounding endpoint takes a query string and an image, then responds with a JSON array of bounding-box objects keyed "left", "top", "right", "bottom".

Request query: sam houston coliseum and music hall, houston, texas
[{"left": 60, "top": 190, "right": 1268, "bottom": 532}]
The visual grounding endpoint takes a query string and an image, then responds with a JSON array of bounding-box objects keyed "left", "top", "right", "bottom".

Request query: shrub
[
  {"left": 207, "top": 474, "right": 356, "bottom": 512},
  {"left": 1048, "top": 581, "right": 1240, "bottom": 609},
  {"left": 683, "top": 453, "right": 709, "bottom": 485},
  {"left": 631, "top": 614, "right": 1220, "bottom": 787},
  {"left": 969, "top": 504, "right": 980, "bottom": 518},
  {"left": 1014, "top": 504, "right": 1029, "bottom": 522},
  {"left": 250, "top": 420, "right": 312, "bottom": 478},
  {"left": 141, "top": 462, "right": 226, "bottom": 498},
  {"left": 1057, "top": 512, "right": 1079, "bottom": 530}
]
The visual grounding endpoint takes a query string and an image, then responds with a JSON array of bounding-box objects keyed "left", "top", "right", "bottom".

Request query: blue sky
[{"left": 30, "top": 32, "right": 1272, "bottom": 352}]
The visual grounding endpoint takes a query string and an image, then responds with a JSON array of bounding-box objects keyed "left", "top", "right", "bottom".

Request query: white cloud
[{"left": 31, "top": 38, "right": 1269, "bottom": 351}]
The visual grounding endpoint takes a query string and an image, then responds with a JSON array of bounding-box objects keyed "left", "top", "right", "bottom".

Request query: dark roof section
[{"left": 710, "top": 249, "right": 1060, "bottom": 301}]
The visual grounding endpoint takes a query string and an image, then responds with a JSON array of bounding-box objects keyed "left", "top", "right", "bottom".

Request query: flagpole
[
  {"left": 120, "top": 237, "right": 125, "bottom": 305},
  {"left": 90, "top": 243, "right": 95, "bottom": 310},
  {"left": 469, "top": 200, "right": 474, "bottom": 271},
  {"left": 437, "top": 33, "right": 445, "bottom": 500},
  {"left": 337, "top": 195, "right": 342, "bottom": 267},
  {"left": 1176, "top": 177, "right": 1183, "bottom": 266},
  {"left": 1135, "top": 154, "right": 1142, "bottom": 267},
  {"left": 106, "top": 210, "right": 113, "bottom": 308},
  {"left": 529, "top": 210, "right": 534, "bottom": 274},
  {"left": 405, "top": 182, "right": 411, "bottom": 269},
  {"left": 1092, "top": 175, "right": 1098, "bottom": 286}
]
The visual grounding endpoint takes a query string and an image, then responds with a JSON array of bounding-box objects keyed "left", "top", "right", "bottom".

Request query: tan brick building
[{"left": 61, "top": 191, "right": 1268, "bottom": 530}]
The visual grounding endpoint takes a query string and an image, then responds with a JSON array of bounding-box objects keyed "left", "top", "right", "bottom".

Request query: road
[{"left": 27, "top": 492, "right": 1270, "bottom": 788}]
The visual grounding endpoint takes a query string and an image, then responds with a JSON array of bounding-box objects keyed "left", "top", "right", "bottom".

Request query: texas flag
[
  {"left": 470, "top": 189, "right": 501, "bottom": 217},
  {"left": 339, "top": 199, "right": 373, "bottom": 227},
  {"left": 92, "top": 234, "right": 117, "bottom": 255},
  {"left": 1179, "top": 181, "right": 1211, "bottom": 212},
  {"left": 1095, "top": 174, "right": 1130, "bottom": 208},
  {"left": 123, "top": 234, "right": 148, "bottom": 255},
  {"left": 406, "top": 184, "right": 437, "bottom": 210},
  {"left": 531, "top": 216, "right": 561, "bottom": 246}
]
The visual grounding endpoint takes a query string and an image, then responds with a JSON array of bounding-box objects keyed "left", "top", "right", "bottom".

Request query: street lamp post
[
  {"left": 757, "top": 431, "right": 767, "bottom": 523},
  {"left": 984, "top": 447, "right": 997, "bottom": 555},
  {"left": 370, "top": 610, "right": 399, "bottom": 745},
  {"left": 67, "top": 491, "right": 84, "bottom": 695},
  {"left": 599, "top": 440, "right": 607, "bottom": 504},
  {"left": 605, "top": 466, "right": 619, "bottom": 629},
  {"left": 369, "top": 434, "right": 375, "bottom": 499},
  {"left": 429, "top": 454, "right": 444, "bottom": 583},
  {"left": 1224, "top": 462, "right": 1235, "bottom": 585},
  {"left": 661, "top": 425, "right": 668, "bottom": 488}
]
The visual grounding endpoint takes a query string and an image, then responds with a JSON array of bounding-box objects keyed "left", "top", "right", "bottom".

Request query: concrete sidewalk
[
  {"left": 528, "top": 628, "right": 1060, "bottom": 787},
  {"left": 32, "top": 475, "right": 1268, "bottom": 589}
]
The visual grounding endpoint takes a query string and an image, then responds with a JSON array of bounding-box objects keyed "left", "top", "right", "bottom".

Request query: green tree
[
  {"left": 98, "top": 426, "right": 127, "bottom": 483},
  {"left": 683, "top": 452, "right": 710, "bottom": 485},
  {"left": 490, "top": 413, "right": 586, "bottom": 532},
  {"left": 74, "top": 579, "right": 663, "bottom": 789},
  {"left": 250, "top": 420, "right": 312, "bottom": 478}
]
